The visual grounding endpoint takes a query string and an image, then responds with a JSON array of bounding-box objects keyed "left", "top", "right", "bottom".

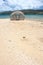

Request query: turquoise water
[
  {"left": 0, "top": 14, "right": 43, "bottom": 21},
  {"left": 0, "top": 14, "right": 10, "bottom": 19},
  {"left": 25, "top": 14, "right": 43, "bottom": 21}
]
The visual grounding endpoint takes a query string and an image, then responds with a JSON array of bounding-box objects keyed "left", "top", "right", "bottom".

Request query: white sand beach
[{"left": 0, "top": 19, "right": 43, "bottom": 65}]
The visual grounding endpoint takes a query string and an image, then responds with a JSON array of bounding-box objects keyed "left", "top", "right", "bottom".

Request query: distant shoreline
[{"left": 0, "top": 9, "right": 43, "bottom": 15}]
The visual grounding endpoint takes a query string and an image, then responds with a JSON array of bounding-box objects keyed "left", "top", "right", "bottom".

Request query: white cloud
[{"left": 0, "top": 0, "right": 43, "bottom": 12}]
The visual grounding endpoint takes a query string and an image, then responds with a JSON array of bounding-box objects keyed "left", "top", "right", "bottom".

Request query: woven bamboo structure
[{"left": 10, "top": 11, "right": 25, "bottom": 20}]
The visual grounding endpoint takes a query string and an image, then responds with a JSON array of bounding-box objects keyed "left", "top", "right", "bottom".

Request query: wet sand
[{"left": 0, "top": 19, "right": 43, "bottom": 65}]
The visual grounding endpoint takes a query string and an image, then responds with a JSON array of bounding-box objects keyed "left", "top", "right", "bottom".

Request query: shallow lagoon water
[
  {"left": 0, "top": 14, "right": 43, "bottom": 21},
  {"left": 25, "top": 14, "right": 43, "bottom": 21}
]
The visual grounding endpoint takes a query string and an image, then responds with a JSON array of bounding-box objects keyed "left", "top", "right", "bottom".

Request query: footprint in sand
[{"left": 39, "top": 38, "right": 43, "bottom": 43}]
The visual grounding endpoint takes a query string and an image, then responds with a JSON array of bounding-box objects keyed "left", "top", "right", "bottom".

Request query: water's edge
[{"left": 0, "top": 14, "right": 43, "bottom": 22}]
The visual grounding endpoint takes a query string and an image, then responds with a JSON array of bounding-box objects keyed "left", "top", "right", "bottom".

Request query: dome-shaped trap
[{"left": 10, "top": 11, "right": 25, "bottom": 20}]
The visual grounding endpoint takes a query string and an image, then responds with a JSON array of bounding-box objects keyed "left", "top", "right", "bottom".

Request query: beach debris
[
  {"left": 22, "top": 36, "right": 26, "bottom": 39},
  {"left": 21, "top": 36, "right": 28, "bottom": 41},
  {"left": 10, "top": 10, "right": 25, "bottom": 20}
]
